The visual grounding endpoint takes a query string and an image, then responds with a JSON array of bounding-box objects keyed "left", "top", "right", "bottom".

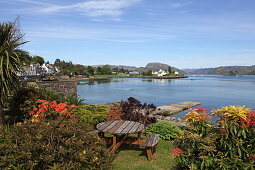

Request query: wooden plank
[
  {"left": 128, "top": 122, "right": 141, "bottom": 133},
  {"left": 136, "top": 124, "right": 145, "bottom": 132},
  {"left": 152, "top": 135, "right": 159, "bottom": 146},
  {"left": 147, "top": 135, "right": 155, "bottom": 147},
  {"left": 121, "top": 121, "right": 136, "bottom": 133},
  {"left": 96, "top": 121, "right": 113, "bottom": 131},
  {"left": 107, "top": 120, "right": 125, "bottom": 133},
  {"left": 102, "top": 121, "right": 119, "bottom": 132},
  {"left": 114, "top": 121, "right": 131, "bottom": 134}
]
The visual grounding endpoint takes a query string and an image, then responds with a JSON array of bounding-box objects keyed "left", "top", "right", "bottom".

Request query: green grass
[{"left": 111, "top": 136, "right": 175, "bottom": 170}]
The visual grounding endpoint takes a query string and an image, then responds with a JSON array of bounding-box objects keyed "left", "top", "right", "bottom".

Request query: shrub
[
  {"left": 174, "top": 106, "right": 255, "bottom": 169},
  {"left": 29, "top": 99, "right": 76, "bottom": 122},
  {"left": 74, "top": 105, "right": 108, "bottom": 124},
  {"left": 120, "top": 97, "right": 157, "bottom": 125},
  {"left": 107, "top": 106, "right": 122, "bottom": 121},
  {"left": 5, "top": 86, "right": 83, "bottom": 124},
  {"left": 0, "top": 119, "right": 112, "bottom": 169},
  {"left": 146, "top": 122, "right": 180, "bottom": 140}
]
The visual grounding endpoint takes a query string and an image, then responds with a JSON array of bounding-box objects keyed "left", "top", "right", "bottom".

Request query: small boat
[{"left": 79, "top": 81, "right": 89, "bottom": 85}]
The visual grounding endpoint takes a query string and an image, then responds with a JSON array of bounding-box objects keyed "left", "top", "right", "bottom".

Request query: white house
[
  {"left": 18, "top": 64, "right": 59, "bottom": 76},
  {"left": 152, "top": 69, "right": 168, "bottom": 76},
  {"left": 174, "top": 71, "right": 179, "bottom": 75}
]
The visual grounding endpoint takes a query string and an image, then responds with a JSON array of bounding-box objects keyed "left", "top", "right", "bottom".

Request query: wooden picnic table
[{"left": 96, "top": 120, "right": 145, "bottom": 154}]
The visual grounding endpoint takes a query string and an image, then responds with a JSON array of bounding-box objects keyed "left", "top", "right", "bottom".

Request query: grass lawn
[{"left": 111, "top": 136, "right": 175, "bottom": 170}]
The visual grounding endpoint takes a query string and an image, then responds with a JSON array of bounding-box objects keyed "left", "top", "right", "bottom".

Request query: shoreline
[{"left": 74, "top": 75, "right": 188, "bottom": 83}]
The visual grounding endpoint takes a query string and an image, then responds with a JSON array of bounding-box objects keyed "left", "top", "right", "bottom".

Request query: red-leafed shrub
[{"left": 107, "top": 106, "right": 122, "bottom": 121}]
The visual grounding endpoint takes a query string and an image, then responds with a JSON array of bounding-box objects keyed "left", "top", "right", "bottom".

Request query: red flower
[
  {"left": 171, "top": 147, "right": 184, "bottom": 158},
  {"left": 194, "top": 108, "right": 206, "bottom": 112}
]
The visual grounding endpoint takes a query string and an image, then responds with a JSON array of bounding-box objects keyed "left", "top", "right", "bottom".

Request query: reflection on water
[{"left": 78, "top": 75, "right": 255, "bottom": 118}]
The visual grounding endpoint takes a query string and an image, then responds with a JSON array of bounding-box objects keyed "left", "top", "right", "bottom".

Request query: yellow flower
[
  {"left": 15, "top": 122, "right": 22, "bottom": 126},
  {"left": 83, "top": 150, "right": 87, "bottom": 154},
  {"left": 212, "top": 106, "right": 250, "bottom": 120},
  {"left": 31, "top": 118, "right": 39, "bottom": 123},
  {"left": 92, "top": 157, "right": 98, "bottom": 162}
]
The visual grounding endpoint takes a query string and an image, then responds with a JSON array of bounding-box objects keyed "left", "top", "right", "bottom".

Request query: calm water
[{"left": 77, "top": 75, "right": 255, "bottom": 118}]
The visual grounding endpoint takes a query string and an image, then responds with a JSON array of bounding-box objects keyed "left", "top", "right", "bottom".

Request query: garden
[{"left": 1, "top": 20, "right": 255, "bottom": 170}]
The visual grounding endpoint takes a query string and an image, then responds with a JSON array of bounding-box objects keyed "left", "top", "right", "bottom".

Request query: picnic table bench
[{"left": 87, "top": 120, "right": 159, "bottom": 160}]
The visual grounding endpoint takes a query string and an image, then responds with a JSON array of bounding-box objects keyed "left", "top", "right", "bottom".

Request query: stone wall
[{"left": 37, "top": 81, "right": 77, "bottom": 97}]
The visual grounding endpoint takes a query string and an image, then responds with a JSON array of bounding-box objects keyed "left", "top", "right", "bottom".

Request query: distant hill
[
  {"left": 183, "top": 68, "right": 216, "bottom": 74},
  {"left": 93, "top": 62, "right": 186, "bottom": 74},
  {"left": 145, "top": 62, "right": 186, "bottom": 74},
  {"left": 208, "top": 66, "right": 255, "bottom": 75},
  {"left": 93, "top": 65, "right": 137, "bottom": 71},
  {"left": 184, "top": 65, "right": 255, "bottom": 75}
]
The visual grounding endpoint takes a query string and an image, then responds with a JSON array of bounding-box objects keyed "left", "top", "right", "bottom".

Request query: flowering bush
[
  {"left": 29, "top": 99, "right": 76, "bottom": 122},
  {"left": 174, "top": 106, "right": 255, "bottom": 169},
  {"left": 0, "top": 119, "right": 112, "bottom": 169},
  {"left": 5, "top": 86, "right": 83, "bottom": 124}
]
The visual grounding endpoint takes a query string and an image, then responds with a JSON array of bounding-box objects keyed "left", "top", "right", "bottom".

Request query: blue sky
[{"left": 1, "top": 0, "right": 255, "bottom": 69}]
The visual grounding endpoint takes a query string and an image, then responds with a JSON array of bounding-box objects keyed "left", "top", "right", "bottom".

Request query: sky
[{"left": 1, "top": 0, "right": 255, "bottom": 69}]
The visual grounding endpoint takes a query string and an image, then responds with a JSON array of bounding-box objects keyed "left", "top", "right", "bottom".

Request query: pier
[{"left": 153, "top": 101, "right": 202, "bottom": 116}]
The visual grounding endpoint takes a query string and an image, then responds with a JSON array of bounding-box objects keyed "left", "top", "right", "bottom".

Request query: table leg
[
  {"left": 110, "top": 134, "right": 127, "bottom": 154},
  {"left": 137, "top": 132, "right": 142, "bottom": 140},
  {"left": 113, "top": 134, "right": 117, "bottom": 146}
]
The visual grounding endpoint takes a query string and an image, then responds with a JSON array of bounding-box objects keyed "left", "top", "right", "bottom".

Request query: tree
[
  {"left": 101, "top": 65, "right": 112, "bottom": 75},
  {"left": 15, "top": 49, "right": 32, "bottom": 67},
  {"left": 32, "top": 56, "right": 44, "bottom": 65},
  {"left": 168, "top": 66, "right": 172, "bottom": 74},
  {"left": 54, "top": 58, "right": 61, "bottom": 65},
  {"left": 87, "top": 66, "right": 95, "bottom": 75},
  {"left": 0, "top": 20, "right": 28, "bottom": 124}
]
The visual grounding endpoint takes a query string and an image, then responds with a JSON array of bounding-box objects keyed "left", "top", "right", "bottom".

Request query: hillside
[
  {"left": 94, "top": 62, "right": 185, "bottom": 74},
  {"left": 183, "top": 68, "right": 216, "bottom": 74},
  {"left": 184, "top": 65, "right": 255, "bottom": 75},
  {"left": 145, "top": 62, "right": 186, "bottom": 74},
  {"left": 208, "top": 66, "right": 255, "bottom": 75}
]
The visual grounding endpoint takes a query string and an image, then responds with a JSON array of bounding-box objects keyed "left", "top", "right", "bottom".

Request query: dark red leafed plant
[{"left": 120, "top": 97, "right": 157, "bottom": 125}]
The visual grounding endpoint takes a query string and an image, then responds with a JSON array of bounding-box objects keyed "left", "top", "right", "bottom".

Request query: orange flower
[{"left": 171, "top": 147, "right": 184, "bottom": 158}]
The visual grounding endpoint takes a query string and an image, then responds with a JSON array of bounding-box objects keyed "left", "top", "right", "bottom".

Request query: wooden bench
[{"left": 141, "top": 134, "right": 160, "bottom": 160}]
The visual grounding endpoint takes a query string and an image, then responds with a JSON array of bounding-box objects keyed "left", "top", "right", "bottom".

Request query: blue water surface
[{"left": 77, "top": 75, "right": 255, "bottom": 118}]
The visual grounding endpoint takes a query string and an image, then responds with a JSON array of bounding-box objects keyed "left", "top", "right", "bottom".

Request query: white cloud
[
  {"left": 25, "top": 26, "right": 175, "bottom": 43},
  {"left": 39, "top": 0, "right": 142, "bottom": 18}
]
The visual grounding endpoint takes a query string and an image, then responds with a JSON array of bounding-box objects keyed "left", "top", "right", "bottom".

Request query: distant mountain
[
  {"left": 208, "top": 66, "right": 255, "bottom": 75},
  {"left": 183, "top": 68, "right": 216, "bottom": 74},
  {"left": 93, "top": 62, "right": 186, "bottom": 74},
  {"left": 145, "top": 62, "right": 186, "bottom": 74},
  {"left": 93, "top": 65, "right": 137, "bottom": 71},
  {"left": 184, "top": 65, "right": 255, "bottom": 75}
]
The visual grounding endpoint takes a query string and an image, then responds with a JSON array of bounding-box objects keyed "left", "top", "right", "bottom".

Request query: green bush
[
  {"left": 0, "top": 119, "right": 112, "bottom": 169},
  {"left": 74, "top": 105, "right": 108, "bottom": 124},
  {"left": 146, "top": 122, "right": 180, "bottom": 140}
]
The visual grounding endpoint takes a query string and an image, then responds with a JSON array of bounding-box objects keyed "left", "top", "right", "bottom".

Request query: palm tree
[{"left": 0, "top": 20, "right": 27, "bottom": 124}]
